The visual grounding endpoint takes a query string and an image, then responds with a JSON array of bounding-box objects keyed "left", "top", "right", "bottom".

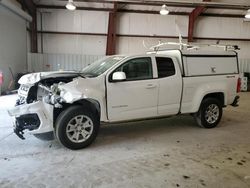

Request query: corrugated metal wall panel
[
  {"left": 117, "top": 14, "right": 188, "bottom": 37},
  {"left": 28, "top": 53, "right": 250, "bottom": 73},
  {"left": 195, "top": 17, "right": 250, "bottom": 39},
  {"left": 37, "top": 10, "right": 250, "bottom": 60},
  {"left": 40, "top": 34, "right": 107, "bottom": 55},
  {"left": 39, "top": 10, "right": 108, "bottom": 33},
  {"left": 28, "top": 53, "right": 104, "bottom": 72},
  {"left": 239, "top": 59, "right": 250, "bottom": 73}
]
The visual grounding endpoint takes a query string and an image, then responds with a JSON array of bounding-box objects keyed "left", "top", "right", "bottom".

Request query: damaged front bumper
[{"left": 8, "top": 101, "right": 54, "bottom": 140}]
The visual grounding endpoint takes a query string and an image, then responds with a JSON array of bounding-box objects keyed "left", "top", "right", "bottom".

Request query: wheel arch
[
  {"left": 202, "top": 92, "right": 225, "bottom": 106},
  {"left": 53, "top": 98, "right": 101, "bottom": 127}
]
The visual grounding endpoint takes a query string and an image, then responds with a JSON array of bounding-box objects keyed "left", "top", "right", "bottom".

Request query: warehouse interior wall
[
  {"left": 31, "top": 9, "right": 250, "bottom": 73},
  {"left": 0, "top": 3, "right": 27, "bottom": 93},
  {"left": 36, "top": 10, "right": 250, "bottom": 58},
  {"left": 0, "top": 2, "right": 249, "bottom": 90},
  {"left": 36, "top": 10, "right": 108, "bottom": 55}
]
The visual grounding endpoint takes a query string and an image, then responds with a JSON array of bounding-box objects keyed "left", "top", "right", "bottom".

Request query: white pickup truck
[{"left": 8, "top": 49, "right": 240, "bottom": 150}]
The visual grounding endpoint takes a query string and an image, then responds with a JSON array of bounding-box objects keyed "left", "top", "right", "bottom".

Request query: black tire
[
  {"left": 55, "top": 105, "right": 100, "bottom": 150},
  {"left": 194, "top": 98, "right": 223, "bottom": 128}
]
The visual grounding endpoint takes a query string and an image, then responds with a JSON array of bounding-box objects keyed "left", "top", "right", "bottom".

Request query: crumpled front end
[
  {"left": 8, "top": 71, "right": 105, "bottom": 140},
  {"left": 8, "top": 101, "right": 54, "bottom": 140},
  {"left": 8, "top": 71, "right": 80, "bottom": 140}
]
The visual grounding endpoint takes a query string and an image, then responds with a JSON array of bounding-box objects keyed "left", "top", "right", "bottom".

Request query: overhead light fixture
[
  {"left": 66, "top": 0, "right": 76, "bottom": 11},
  {"left": 245, "top": 9, "right": 250, "bottom": 19},
  {"left": 160, "top": 4, "right": 169, "bottom": 15}
]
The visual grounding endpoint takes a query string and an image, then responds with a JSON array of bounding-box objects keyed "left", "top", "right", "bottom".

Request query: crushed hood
[{"left": 18, "top": 71, "right": 80, "bottom": 85}]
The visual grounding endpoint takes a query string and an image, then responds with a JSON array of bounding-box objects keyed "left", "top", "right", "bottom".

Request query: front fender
[{"left": 58, "top": 77, "right": 107, "bottom": 121}]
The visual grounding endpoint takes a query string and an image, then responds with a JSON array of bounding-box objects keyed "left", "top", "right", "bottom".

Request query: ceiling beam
[
  {"left": 37, "top": 5, "right": 113, "bottom": 12},
  {"left": 36, "top": 5, "right": 245, "bottom": 18},
  {"left": 55, "top": 0, "right": 250, "bottom": 10}
]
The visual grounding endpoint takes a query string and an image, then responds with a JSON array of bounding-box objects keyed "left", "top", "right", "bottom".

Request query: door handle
[{"left": 145, "top": 84, "right": 157, "bottom": 89}]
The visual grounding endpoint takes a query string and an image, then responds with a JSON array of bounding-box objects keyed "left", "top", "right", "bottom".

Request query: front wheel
[
  {"left": 194, "top": 98, "right": 223, "bottom": 128},
  {"left": 55, "top": 105, "right": 100, "bottom": 150}
]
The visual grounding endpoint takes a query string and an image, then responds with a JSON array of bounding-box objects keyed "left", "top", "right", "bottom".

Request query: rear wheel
[
  {"left": 194, "top": 98, "right": 223, "bottom": 128},
  {"left": 55, "top": 105, "right": 99, "bottom": 150}
]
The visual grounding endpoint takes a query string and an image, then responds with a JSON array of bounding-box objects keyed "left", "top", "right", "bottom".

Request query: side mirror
[{"left": 112, "top": 72, "right": 126, "bottom": 82}]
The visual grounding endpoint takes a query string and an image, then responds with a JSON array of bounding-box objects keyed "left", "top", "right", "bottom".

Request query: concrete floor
[{"left": 0, "top": 93, "right": 250, "bottom": 188}]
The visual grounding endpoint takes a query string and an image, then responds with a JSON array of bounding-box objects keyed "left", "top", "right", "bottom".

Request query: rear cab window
[{"left": 156, "top": 57, "right": 176, "bottom": 78}]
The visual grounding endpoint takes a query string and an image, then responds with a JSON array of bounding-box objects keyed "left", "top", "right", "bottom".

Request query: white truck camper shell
[{"left": 150, "top": 50, "right": 239, "bottom": 77}]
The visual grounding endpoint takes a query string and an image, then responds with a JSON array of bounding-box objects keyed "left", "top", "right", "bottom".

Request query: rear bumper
[
  {"left": 7, "top": 101, "right": 54, "bottom": 139},
  {"left": 231, "top": 95, "right": 240, "bottom": 107}
]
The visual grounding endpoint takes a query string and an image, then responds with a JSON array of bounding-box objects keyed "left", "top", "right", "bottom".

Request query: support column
[
  {"left": 106, "top": 2, "right": 117, "bottom": 55},
  {"left": 188, "top": 0, "right": 211, "bottom": 42},
  {"left": 21, "top": 0, "right": 38, "bottom": 53},
  {"left": 188, "top": 6, "right": 205, "bottom": 42},
  {"left": 30, "top": 12, "right": 38, "bottom": 53}
]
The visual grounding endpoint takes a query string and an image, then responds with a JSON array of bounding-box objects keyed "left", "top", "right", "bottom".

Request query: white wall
[
  {"left": 117, "top": 13, "right": 188, "bottom": 37},
  {"left": 37, "top": 9, "right": 250, "bottom": 57},
  {"left": 28, "top": 53, "right": 104, "bottom": 72},
  {"left": 116, "top": 13, "right": 250, "bottom": 59},
  {"left": 34, "top": 9, "right": 250, "bottom": 73},
  {"left": 37, "top": 10, "right": 108, "bottom": 55},
  {"left": 0, "top": 4, "right": 27, "bottom": 92},
  {"left": 195, "top": 17, "right": 250, "bottom": 39},
  {"left": 40, "top": 34, "right": 106, "bottom": 55}
]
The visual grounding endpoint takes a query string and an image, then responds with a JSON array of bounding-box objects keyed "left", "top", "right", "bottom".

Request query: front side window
[
  {"left": 156, "top": 57, "right": 175, "bottom": 78},
  {"left": 114, "top": 57, "right": 153, "bottom": 81}
]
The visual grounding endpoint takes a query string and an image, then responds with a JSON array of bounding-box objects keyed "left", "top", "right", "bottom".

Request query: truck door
[
  {"left": 106, "top": 57, "right": 158, "bottom": 121},
  {"left": 155, "top": 57, "right": 182, "bottom": 115}
]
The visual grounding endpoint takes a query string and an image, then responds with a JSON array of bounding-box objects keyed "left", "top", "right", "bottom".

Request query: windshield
[{"left": 81, "top": 56, "right": 125, "bottom": 77}]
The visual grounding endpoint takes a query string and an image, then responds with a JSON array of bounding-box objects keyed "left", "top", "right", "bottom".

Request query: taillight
[
  {"left": 0, "top": 72, "right": 3, "bottom": 85},
  {"left": 237, "top": 78, "right": 241, "bottom": 93}
]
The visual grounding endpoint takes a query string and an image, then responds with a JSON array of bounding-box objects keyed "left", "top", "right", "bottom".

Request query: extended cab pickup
[{"left": 8, "top": 50, "right": 240, "bottom": 149}]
